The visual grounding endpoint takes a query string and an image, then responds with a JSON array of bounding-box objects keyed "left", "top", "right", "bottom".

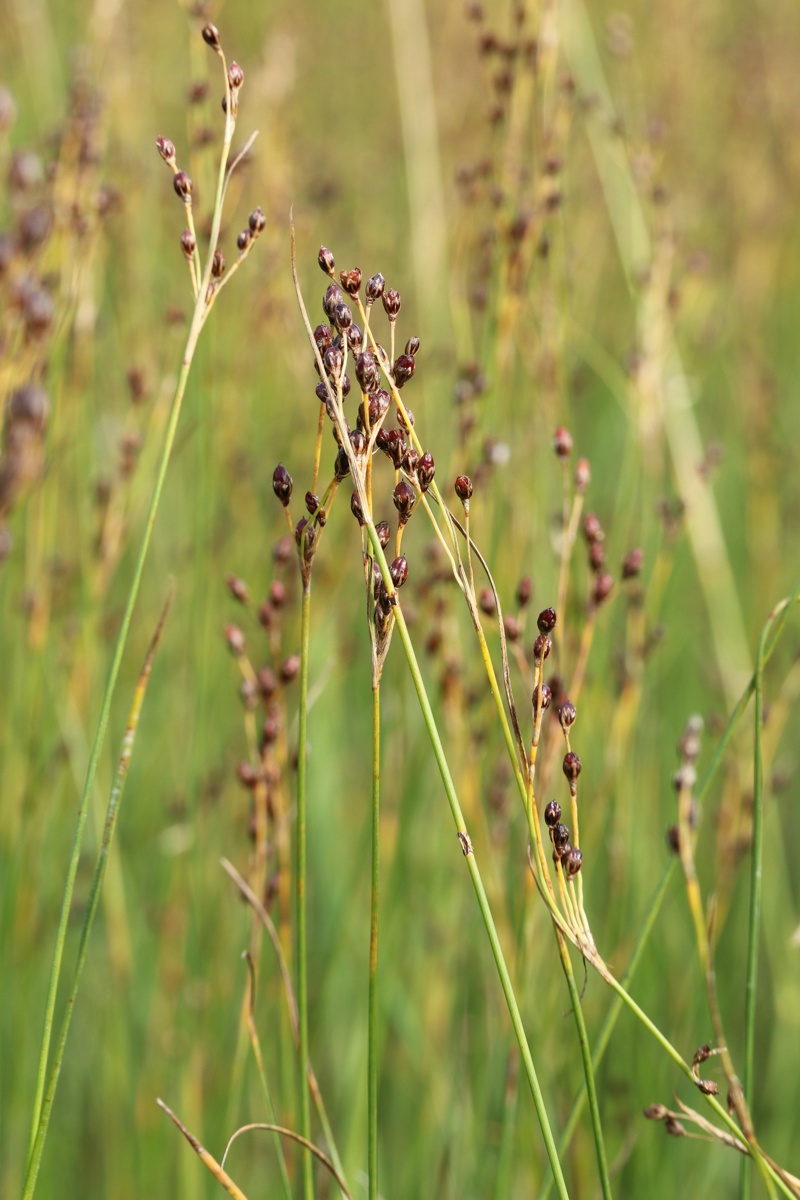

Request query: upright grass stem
[
  {"left": 368, "top": 684, "right": 381, "bottom": 1200},
  {"left": 296, "top": 579, "right": 314, "bottom": 1200}
]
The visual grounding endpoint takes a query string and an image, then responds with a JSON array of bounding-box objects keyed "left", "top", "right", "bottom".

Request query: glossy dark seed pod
[
  {"left": 417, "top": 451, "right": 435, "bottom": 492},
  {"left": 375, "top": 521, "right": 391, "bottom": 548},
  {"left": 272, "top": 464, "right": 293, "bottom": 506},
  {"left": 559, "top": 700, "right": 576, "bottom": 728},
  {"left": 237, "top": 229, "right": 251, "bottom": 253},
  {"left": 393, "top": 479, "right": 416, "bottom": 523},
  {"left": 211, "top": 249, "right": 225, "bottom": 278},
  {"left": 533, "top": 634, "right": 552, "bottom": 665},
  {"left": 382, "top": 288, "right": 401, "bottom": 318},
  {"left": 553, "top": 822, "right": 570, "bottom": 850},
  {"left": 333, "top": 302, "right": 352, "bottom": 331},
  {"left": 314, "top": 323, "right": 332, "bottom": 352},
  {"left": 347, "top": 323, "right": 363, "bottom": 352},
  {"left": 334, "top": 446, "right": 350, "bottom": 480},
  {"left": 390, "top": 556, "right": 409, "bottom": 587},
  {"left": 349, "top": 429, "right": 367, "bottom": 458},
  {"left": 180, "top": 229, "right": 196, "bottom": 259},
  {"left": 366, "top": 273, "right": 385, "bottom": 301},
  {"left": 455, "top": 474, "right": 473, "bottom": 502},
  {"left": 156, "top": 136, "right": 176, "bottom": 164},
  {"left": 202, "top": 23, "right": 222, "bottom": 50},
  {"left": 228, "top": 61, "right": 244, "bottom": 89},
  {"left": 532, "top": 682, "right": 552, "bottom": 717},
  {"left": 553, "top": 426, "right": 573, "bottom": 459},
  {"left": 537, "top": 607, "right": 557, "bottom": 633},
  {"left": 249, "top": 207, "right": 266, "bottom": 234},
  {"left": 339, "top": 267, "right": 362, "bottom": 294},
  {"left": 563, "top": 847, "right": 583, "bottom": 877},
  {"left": 173, "top": 171, "right": 193, "bottom": 201},
  {"left": 305, "top": 491, "right": 320, "bottom": 515},
  {"left": 323, "top": 282, "right": 344, "bottom": 318},
  {"left": 350, "top": 491, "right": 364, "bottom": 524},
  {"left": 356, "top": 352, "right": 381, "bottom": 393},
  {"left": 318, "top": 245, "right": 335, "bottom": 276},
  {"left": 393, "top": 353, "right": 415, "bottom": 388},
  {"left": 544, "top": 799, "right": 561, "bottom": 827},
  {"left": 385, "top": 429, "right": 407, "bottom": 469},
  {"left": 368, "top": 389, "right": 390, "bottom": 426},
  {"left": 405, "top": 336, "right": 420, "bottom": 356},
  {"left": 323, "top": 345, "right": 344, "bottom": 380},
  {"left": 562, "top": 751, "right": 581, "bottom": 784}
]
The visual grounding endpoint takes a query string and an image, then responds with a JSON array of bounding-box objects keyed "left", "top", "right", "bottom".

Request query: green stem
[
  {"left": 368, "top": 684, "right": 380, "bottom": 1200},
  {"left": 555, "top": 935, "right": 613, "bottom": 1200},
  {"left": 296, "top": 579, "right": 314, "bottom": 1200},
  {"left": 23, "top": 593, "right": 171, "bottom": 1200}
]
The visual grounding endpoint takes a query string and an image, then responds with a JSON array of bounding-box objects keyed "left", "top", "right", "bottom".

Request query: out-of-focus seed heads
[
  {"left": 382, "top": 288, "right": 401, "bottom": 319},
  {"left": 225, "top": 623, "right": 246, "bottom": 655},
  {"left": 393, "top": 479, "right": 416, "bottom": 524},
  {"left": 390, "top": 556, "right": 409, "bottom": 588},
  {"left": 479, "top": 587, "right": 495, "bottom": 615},
  {"left": 455, "top": 474, "right": 473, "bottom": 503},
  {"left": 366, "top": 273, "right": 385, "bottom": 302},
  {"left": 553, "top": 426, "right": 573, "bottom": 459},
  {"left": 202, "top": 23, "right": 222, "bottom": 51},
  {"left": 517, "top": 575, "right": 532, "bottom": 607},
  {"left": 237, "top": 229, "right": 251, "bottom": 253},
  {"left": 211, "top": 249, "right": 225, "bottom": 278},
  {"left": 228, "top": 62, "right": 244, "bottom": 91},
  {"left": 584, "top": 513, "right": 604, "bottom": 543},
  {"left": 272, "top": 463, "right": 293, "bottom": 506},
  {"left": 173, "top": 171, "right": 193, "bottom": 202},
  {"left": 562, "top": 751, "right": 582, "bottom": 784},
  {"left": 588, "top": 541, "right": 606, "bottom": 572},
  {"left": 226, "top": 574, "right": 248, "bottom": 604},
  {"left": 181, "top": 229, "right": 196, "bottom": 259},
  {"left": 533, "top": 634, "right": 552, "bottom": 665},
  {"left": 622, "top": 547, "right": 644, "bottom": 579},
  {"left": 575, "top": 457, "right": 591, "bottom": 493},
  {"left": 340, "top": 267, "right": 362, "bottom": 294},
  {"left": 249, "top": 207, "right": 266, "bottom": 235},
  {"left": 375, "top": 521, "right": 391, "bottom": 548},
  {"left": 537, "top": 607, "right": 557, "bottom": 634},
  {"left": 318, "top": 245, "right": 336, "bottom": 276},
  {"left": 270, "top": 580, "right": 287, "bottom": 608},
  {"left": 592, "top": 572, "right": 614, "bottom": 606},
  {"left": 280, "top": 654, "right": 300, "bottom": 683},
  {"left": 156, "top": 136, "right": 177, "bottom": 167}
]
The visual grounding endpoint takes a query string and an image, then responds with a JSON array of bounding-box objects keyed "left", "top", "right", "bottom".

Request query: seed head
[
  {"left": 347, "top": 323, "right": 363, "bottom": 352},
  {"left": 562, "top": 751, "right": 581, "bottom": 784},
  {"left": 322, "top": 282, "right": 344, "bottom": 318},
  {"left": 375, "top": 520, "right": 391, "bottom": 548},
  {"left": 390, "top": 556, "right": 409, "bottom": 588},
  {"left": 280, "top": 654, "right": 300, "bottom": 683},
  {"left": 356, "top": 352, "right": 381, "bottom": 393},
  {"left": 314, "top": 323, "right": 332, "bottom": 353},
  {"left": 173, "top": 171, "right": 193, "bottom": 202},
  {"left": 479, "top": 587, "right": 495, "bottom": 615},
  {"left": 366, "top": 273, "right": 386, "bottom": 301},
  {"left": 318, "top": 245, "right": 336, "bottom": 276},
  {"left": 455, "top": 474, "right": 473, "bottom": 503},
  {"left": 228, "top": 61, "right": 244, "bottom": 90},
  {"left": 211, "top": 249, "right": 225, "bottom": 278},
  {"left": 382, "top": 288, "right": 401, "bottom": 319},
  {"left": 559, "top": 699, "right": 576, "bottom": 728},
  {"left": 305, "top": 491, "right": 320, "bottom": 516},
  {"left": 553, "top": 822, "right": 571, "bottom": 851},
  {"left": 156, "top": 136, "right": 177, "bottom": 166},
  {"left": 226, "top": 574, "right": 249, "bottom": 604},
  {"left": 340, "top": 267, "right": 362, "bottom": 294},
  {"left": 575, "top": 457, "right": 591, "bottom": 492},
  {"left": 405, "top": 336, "right": 420, "bottom": 356},
  {"left": 272, "top": 463, "right": 293, "bottom": 506},
  {"left": 249, "top": 207, "right": 266, "bottom": 234},
  {"left": 350, "top": 490, "right": 364, "bottom": 524},
  {"left": 592, "top": 571, "right": 614, "bottom": 606},
  {"left": 323, "top": 345, "right": 344, "bottom": 380},
  {"left": 393, "top": 479, "right": 416, "bottom": 524},
  {"left": 583, "top": 513, "right": 604, "bottom": 543},
  {"left": 369, "top": 389, "right": 390, "bottom": 426},
  {"left": 393, "top": 353, "right": 415, "bottom": 388},
  {"left": 417, "top": 451, "right": 435, "bottom": 492},
  {"left": 334, "top": 446, "right": 351, "bottom": 480},
  {"left": 563, "top": 847, "right": 583, "bottom": 877},
  {"left": 544, "top": 799, "right": 561, "bottom": 827},
  {"left": 553, "top": 426, "right": 573, "bottom": 459},
  {"left": 237, "top": 229, "right": 251, "bottom": 253},
  {"left": 588, "top": 541, "right": 606, "bottom": 572},
  {"left": 202, "top": 23, "right": 222, "bottom": 51},
  {"left": 270, "top": 580, "right": 287, "bottom": 608},
  {"left": 225, "top": 623, "right": 246, "bottom": 655},
  {"left": 537, "top": 607, "right": 557, "bottom": 634},
  {"left": 532, "top": 682, "right": 552, "bottom": 717},
  {"left": 332, "top": 302, "right": 352, "bottom": 332},
  {"left": 517, "top": 575, "right": 532, "bottom": 607},
  {"left": 622, "top": 547, "right": 644, "bottom": 579},
  {"left": 533, "top": 634, "right": 552, "bottom": 665}
]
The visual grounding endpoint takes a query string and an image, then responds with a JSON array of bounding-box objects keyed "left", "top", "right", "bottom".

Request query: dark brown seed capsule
[
  {"left": 351, "top": 490, "right": 364, "bottom": 524},
  {"left": 592, "top": 572, "right": 614, "bottom": 606},
  {"left": 173, "top": 171, "right": 193, "bottom": 201},
  {"left": 237, "top": 229, "right": 251, "bottom": 253},
  {"left": 397, "top": 406, "right": 415, "bottom": 430},
  {"left": 272, "top": 464, "right": 293, "bottom": 506},
  {"left": 314, "top": 323, "right": 332, "bottom": 352},
  {"left": 228, "top": 61, "right": 244, "bottom": 90},
  {"left": 643, "top": 1104, "right": 669, "bottom": 1121},
  {"left": 315, "top": 381, "right": 331, "bottom": 405},
  {"left": 249, "top": 206, "right": 266, "bottom": 234},
  {"left": 666, "top": 825, "right": 680, "bottom": 853},
  {"left": 156, "top": 136, "right": 176, "bottom": 164},
  {"left": 393, "top": 479, "right": 416, "bottom": 523},
  {"left": 339, "top": 267, "right": 362, "bottom": 294},
  {"left": 346, "top": 323, "right": 363, "bottom": 352},
  {"left": 563, "top": 847, "right": 583, "bottom": 878},
  {"left": 562, "top": 751, "right": 581, "bottom": 784},
  {"left": 324, "top": 345, "right": 344, "bottom": 379},
  {"left": 517, "top": 575, "right": 532, "bottom": 607},
  {"left": 544, "top": 799, "right": 561, "bottom": 827},
  {"left": 202, "top": 23, "right": 222, "bottom": 50},
  {"left": 305, "top": 491, "right": 320, "bottom": 515},
  {"left": 455, "top": 474, "right": 473, "bottom": 502},
  {"left": 368, "top": 389, "right": 390, "bottom": 426},
  {"left": 393, "top": 353, "right": 415, "bottom": 388},
  {"left": 318, "top": 245, "right": 336, "bottom": 276},
  {"left": 333, "top": 302, "right": 352, "bottom": 331},
  {"left": 323, "top": 282, "right": 344, "bottom": 318},
  {"left": 366, "top": 273, "right": 386, "bottom": 301},
  {"left": 385, "top": 429, "right": 407, "bottom": 469},
  {"left": 375, "top": 521, "right": 391, "bottom": 548},
  {"left": 349, "top": 429, "right": 367, "bottom": 458},
  {"left": 575, "top": 457, "right": 591, "bottom": 493},
  {"left": 211, "top": 249, "right": 225, "bottom": 278},
  {"left": 622, "top": 547, "right": 644, "bottom": 579},
  {"left": 533, "top": 634, "right": 552, "bottom": 665},
  {"left": 553, "top": 822, "right": 570, "bottom": 850},
  {"left": 697, "top": 1079, "right": 718, "bottom": 1096},
  {"left": 583, "top": 513, "right": 604, "bottom": 543},
  {"left": 559, "top": 699, "right": 576, "bottom": 728},
  {"left": 532, "top": 682, "right": 552, "bottom": 717},
  {"left": 225, "top": 624, "right": 246, "bottom": 655},
  {"left": 356, "top": 352, "right": 381, "bottom": 392},
  {"left": 226, "top": 574, "right": 248, "bottom": 604},
  {"left": 334, "top": 446, "right": 350, "bottom": 480},
  {"left": 382, "top": 288, "right": 401, "bottom": 319},
  {"left": 537, "top": 607, "right": 557, "bottom": 634},
  {"left": 405, "top": 336, "right": 420, "bottom": 356},
  {"left": 417, "top": 451, "right": 435, "bottom": 492},
  {"left": 479, "top": 587, "right": 495, "bottom": 615},
  {"left": 180, "top": 229, "right": 196, "bottom": 259},
  {"left": 553, "top": 426, "right": 573, "bottom": 459},
  {"left": 390, "top": 556, "right": 409, "bottom": 588},
  {"left": 295, "top": 517, "right": 316, "bottom": 556}
]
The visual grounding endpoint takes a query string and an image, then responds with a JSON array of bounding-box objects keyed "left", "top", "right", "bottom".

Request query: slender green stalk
[
  {"left": 368, "top": 684, "right": 381, "bottom": 1200},
  {"left": 25, "top": 63, "right": 243, "bottom": 1185},
  {"left": 555, "top": 934, "right": 613, "bottom": 1199},
  {"left": 23, "top": 590, "right": 172, "bottom": 1200},
  {"left": 296, "top": 578, "right": 314, "bottom": 1200}
]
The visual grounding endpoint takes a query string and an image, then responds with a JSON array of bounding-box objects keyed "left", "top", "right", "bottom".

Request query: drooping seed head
[
  {"left": 553, "top": 426, "right": 573, "bottom": 459},
  {"left": 537, "top": 607, "right": 557, "bottom": 634},
  {"left": 544, "top": 799, "right": 561, "bottom": 827},
  {"left": 455, "top": 474, "right": 473, "bottom": 503},
  {"left": 562, "top": 751, "right": 581, "bottom": 784},
  {"left": 318, "top": 245, "right": 336, "bottom": 276},
  {"left": 393, "top": 479, "right": 416, "bottom": 523},
  {"left": 272, "top": 463, "right": 293, "bottom": 506}
]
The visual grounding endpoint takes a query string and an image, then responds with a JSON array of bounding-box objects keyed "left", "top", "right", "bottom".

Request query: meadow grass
[{"left": 2, "top": 1, "right": 800, "bottom": 1197}]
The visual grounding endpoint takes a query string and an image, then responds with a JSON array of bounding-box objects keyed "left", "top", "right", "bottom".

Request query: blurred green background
[{"left": 2, "top": 0, "right": 800, "bottom": 1196}]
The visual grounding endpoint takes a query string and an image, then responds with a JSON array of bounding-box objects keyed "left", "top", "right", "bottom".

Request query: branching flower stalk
[{"left": 25, "top": 22, "right": 265, "bottom": 1195}]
